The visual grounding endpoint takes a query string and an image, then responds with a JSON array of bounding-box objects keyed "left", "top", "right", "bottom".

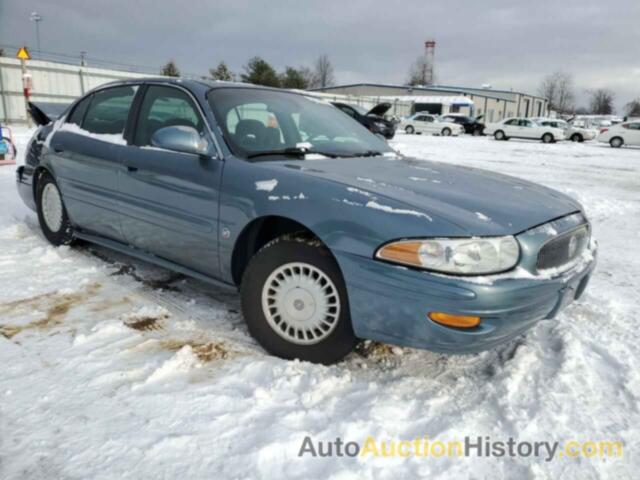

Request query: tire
[
  {"left": 405, "top": 125, "right": 415, "bottom": 134},
  {"left": 570, "top": 133, "right": 583, "bottom": 143},
  {"left": 441, "top": 127, "right": 452, "bottom": 136},
  {"left": 494, "top": 130, "right": 506, "bottom": 141},
  {"left": 240, "top": 237, "right": 357, "bottom": 364},
  {"left": 542, "top": 133, "right": 554, "bottom": 144},
  {"left": 472, "top": 128, "right": 482, "bottom": 137},
  {"left": 610, "top": 137, "right": 623, "bottom": 148},
  {"left": 36, "top": 171, "right": 75, "bottom": 246}
]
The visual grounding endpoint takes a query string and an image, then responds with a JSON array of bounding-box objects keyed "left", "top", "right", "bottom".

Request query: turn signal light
[{"left": 428, "top": 312, "right": 481, "bottom": 329}]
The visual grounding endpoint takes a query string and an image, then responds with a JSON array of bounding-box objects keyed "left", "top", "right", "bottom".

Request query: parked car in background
[
  {"left": 441, "top": 114, "right": 485, "bottom": 136},
  {"left": 484, "top": 117, "right": 565, "bottom": 143},
  {"left": 597, "top": 121, "right": 640, "bottom": 148},
  {"left": 330, "top": 102, "right": 396, "bottom": 139},
  {"left": 533, "top": 118, "right": 597, "bottom": 142},
  {"left": 17, "top": 78, "right": 597, "bottom": 364},
  {"left": 399, "top": 113, "right": 464, "bottom": 136}
]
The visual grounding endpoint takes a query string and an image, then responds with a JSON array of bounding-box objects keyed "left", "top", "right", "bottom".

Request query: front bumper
[{"left": 335, "top": 244, "right": 596, "bottom": 354}]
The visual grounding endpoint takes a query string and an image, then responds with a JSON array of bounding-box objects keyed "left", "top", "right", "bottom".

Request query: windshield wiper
[
  {"left": 247, "top": 147, "right": 341, "bottom": 160},
  {"left": 355, "top": 150, "right": 384, "bottom": 157}
]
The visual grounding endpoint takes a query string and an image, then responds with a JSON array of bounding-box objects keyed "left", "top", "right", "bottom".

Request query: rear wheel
[
  {"left": 542, "top": 133, "right": 554, "bottom": 144},
  {"left": 241, "top": 237, "right": 357, "bottom": 364},
  {"left": 36, "top": 172, "right": 75, "bottom": 246},
  {"left": 441, "top": 127, "right": 452, "bottom": 136},
  {"left": 494, "top": 130, "right": 506, "bottom": 141},
  {"left": 610, "top": 137, "right": 623, "bottom": 148},
  {"left": 405, "top": 125, "right": 415, "bottom": 134}
]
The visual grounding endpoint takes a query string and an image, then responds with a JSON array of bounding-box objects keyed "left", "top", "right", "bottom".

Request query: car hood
[
  {"left": 275, "top": 156, "right": 581, "bottom": 235},
  {"left": 366, "top": 102, "right": 392, "bottom": 117}
]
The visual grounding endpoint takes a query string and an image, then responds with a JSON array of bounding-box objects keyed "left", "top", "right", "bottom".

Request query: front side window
[
  {"left": 208, "top": 88, "right": 392, "bottom": 159},
  {"left": 82, "top": 86, "right": 138, "bottom": 135},
  {"left": 505, "top": 119, "right": 519, "bottom": 126},
  {"left": 134, "top": 85, "right": 204, "bottom": 146}
]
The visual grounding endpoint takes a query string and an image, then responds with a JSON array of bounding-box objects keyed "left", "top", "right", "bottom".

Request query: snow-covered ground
[{"left": 1, "top": 128, "right": 638, "bottom": 479}]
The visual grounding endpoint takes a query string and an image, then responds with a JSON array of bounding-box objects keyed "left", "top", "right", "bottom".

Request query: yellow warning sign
[{"left": 16, "top": 47, "right": 31, "bottom": 60}]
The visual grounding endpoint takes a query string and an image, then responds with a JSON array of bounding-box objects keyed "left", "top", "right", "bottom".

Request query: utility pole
[{"left": 30, "top": 12, "right": 42, "bottom": 58}]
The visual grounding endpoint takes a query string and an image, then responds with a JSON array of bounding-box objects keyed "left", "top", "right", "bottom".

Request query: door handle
[{"left": 126, "top": 165, "right": 138, "bottom": 172}]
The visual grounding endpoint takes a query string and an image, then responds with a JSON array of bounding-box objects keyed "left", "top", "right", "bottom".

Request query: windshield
[{"left": 207, "top": 88, "right": 392, "bottom": 159}]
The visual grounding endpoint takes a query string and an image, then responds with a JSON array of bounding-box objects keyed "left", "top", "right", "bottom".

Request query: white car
[
  {"left": 400, "top": 113, "right": 464, "bottom": 136},
  {"left": 533, "top": 118, "right": 597, "bottom": 142},
  {"left": 484, "top": 117, "right": 565, "bottom": 143},
  {"left": 597, "top": 121, "right": 640, "bottom": 148}
]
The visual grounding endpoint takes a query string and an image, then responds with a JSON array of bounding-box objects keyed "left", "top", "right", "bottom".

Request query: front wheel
[
  {"left": 441, "top": 127, "right": 452, "bottom": 136},
  {"left": 494, "top": 130, "right": 506, "bottom": 141},
  {"left": 36, "top": 172, "right": 75, "bottom": 246},
  {"left": 542, "top": 133, "right": 554, "bottom": 144},
  {"left": 404, "top": 125, "right": 415, "bottom": 134},
  {"left": 570, "top": 133, "right": 583, "bottom": 142},
  {"left": 241, "top": 237, "right": 357, "bottom": 364}
]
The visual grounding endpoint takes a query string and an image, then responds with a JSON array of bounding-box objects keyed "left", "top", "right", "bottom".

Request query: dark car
[
  {"left": 17, "top": 78, "right": 596, "bottom": 364},
  {"left": 441, "top": 114, "right": 485, "bottom": 136},
  {"left": 331, "top": 102, "right": 396, "bottom": 139}
]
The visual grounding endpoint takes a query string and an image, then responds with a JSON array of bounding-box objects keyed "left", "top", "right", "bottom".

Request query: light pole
[{"left": 30, "top": 12, "right": 42, "bottom": 58}]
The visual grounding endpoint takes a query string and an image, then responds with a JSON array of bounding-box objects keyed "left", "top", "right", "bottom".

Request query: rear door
[
  {"left": 117, "top": 84, "right": 223, "bottom": 276},
  {"left": 48, "top": 85, "right": 139, "bottom": 241}
]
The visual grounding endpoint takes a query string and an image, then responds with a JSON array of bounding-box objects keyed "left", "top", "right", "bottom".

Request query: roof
[
  {"left": 312, "top": 82, "right": 546, "bottom": 102},
  {"left": 378, "top": 95, "right": 474, "bottom": 105}
]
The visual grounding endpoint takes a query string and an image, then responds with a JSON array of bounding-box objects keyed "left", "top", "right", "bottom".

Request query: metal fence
[
  {"left": 0, "top": 57, "right": 156, "bottom": 124},
  {"left": 0, "top": 56, "right": 419, "bottom": 124}
]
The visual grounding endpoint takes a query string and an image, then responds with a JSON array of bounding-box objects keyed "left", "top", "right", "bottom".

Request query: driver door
[{"left": 117, "top": 84, "right": 224, "bottom": 276}]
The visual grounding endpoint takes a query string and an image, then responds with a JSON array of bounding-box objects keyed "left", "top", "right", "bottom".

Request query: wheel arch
[{"left": 231, "top": 215, "right": 334, "bottom": 286}]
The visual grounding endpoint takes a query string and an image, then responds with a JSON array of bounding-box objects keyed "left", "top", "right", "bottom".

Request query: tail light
[{"left": 600, "top": 128, "right": 609, "bottom": 134}]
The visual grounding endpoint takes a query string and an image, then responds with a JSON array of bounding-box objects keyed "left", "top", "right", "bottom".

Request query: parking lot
[{"left": 0, "top": 128, "right": 637, "bottom": 478}]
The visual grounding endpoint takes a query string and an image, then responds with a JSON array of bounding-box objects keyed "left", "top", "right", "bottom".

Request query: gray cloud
[{"left": 1, "top": 0, "right": 639, "bottom": 111}]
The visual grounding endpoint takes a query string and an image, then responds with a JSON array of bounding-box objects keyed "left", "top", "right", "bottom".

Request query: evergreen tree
[
  {"left": 161, "top": 59, "right": 180, "bottom": 77},
  {"left": 240, "top": 57, "right": 281, "bottom": 87},
  {"left": 209, "top": 61, "right": 235, "bottom": 82}
]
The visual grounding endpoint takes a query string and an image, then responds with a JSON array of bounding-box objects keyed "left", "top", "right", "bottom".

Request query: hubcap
[
  {"left": 261, "top": 262, "right": 340, "bottom": 345},
  {"left": 42, "top": 183, "right": 63, "bottom": 232}
]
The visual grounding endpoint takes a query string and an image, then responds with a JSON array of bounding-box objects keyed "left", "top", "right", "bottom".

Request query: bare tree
[
  {"left": 538, "top": 72, "right": 575, "bottom": 114},
  {"left": 589, "top": 89, "right": 615, "bottom": 115},
  {"left": 407, "top": 54, "right": 435, "bottom": 86},
  {"left": 311, "top": 54, "right": 335, "bottom": 89},
  {"left": 624, "top": 99, "right": 640, "bottom": 117}
]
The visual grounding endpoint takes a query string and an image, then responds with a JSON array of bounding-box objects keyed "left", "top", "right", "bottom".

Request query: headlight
[
  {"left": 374, "top": 122, "right": 387, "bottom": 129},
  {"left": 375, "top": 236, "right": 520, "bottom": 275}
]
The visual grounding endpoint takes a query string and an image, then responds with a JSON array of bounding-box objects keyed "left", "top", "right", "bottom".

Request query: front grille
[{"left": 537, "top": 225, "right": 590, "bottom": 271}]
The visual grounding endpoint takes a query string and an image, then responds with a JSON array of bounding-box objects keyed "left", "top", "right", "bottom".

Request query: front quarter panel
[{"left": 217, "top": 157, "right": 467, "bottom": 283}]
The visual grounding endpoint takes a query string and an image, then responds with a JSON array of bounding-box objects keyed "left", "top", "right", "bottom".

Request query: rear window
[{"left": 67, "top": 96, "right": 92, "bottom": 126}]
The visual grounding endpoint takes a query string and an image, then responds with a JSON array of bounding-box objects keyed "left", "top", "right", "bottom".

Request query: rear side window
[
  {"left": 134, "top": 85, "right": 204, "bottom": 146},
  {"left": 82, "top": 86, "right": 138, "bottom": 135},
  {"left": 67, "top": 95, "right": 92, "bottom": 126}
]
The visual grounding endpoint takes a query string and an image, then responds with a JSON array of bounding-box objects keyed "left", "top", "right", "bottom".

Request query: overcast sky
[{"left": 1, "top": 0, "right": 639, "bottom": 111}]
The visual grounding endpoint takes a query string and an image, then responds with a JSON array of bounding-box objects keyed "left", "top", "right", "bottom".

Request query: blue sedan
[{"left": 17, "top": 79, "right": 597, "bottom": 364}]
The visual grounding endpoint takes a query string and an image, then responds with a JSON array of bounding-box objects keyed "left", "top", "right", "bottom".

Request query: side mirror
[{"left": 151, "top": 126, "right": 210, "bottom": 156}]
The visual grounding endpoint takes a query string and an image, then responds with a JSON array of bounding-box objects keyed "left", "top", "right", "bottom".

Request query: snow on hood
[{"left": 274, "top": 156, "right": 582, "bottom": 235}]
